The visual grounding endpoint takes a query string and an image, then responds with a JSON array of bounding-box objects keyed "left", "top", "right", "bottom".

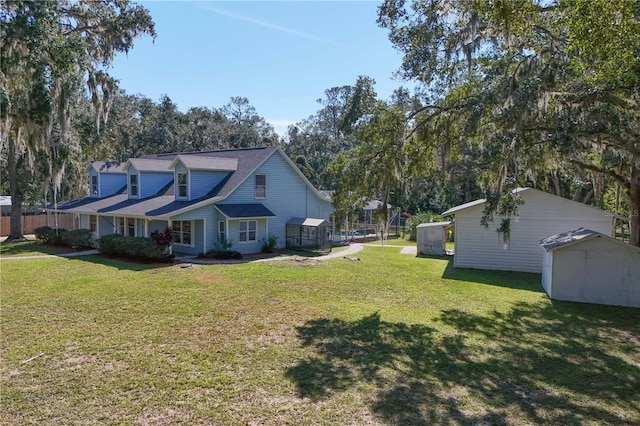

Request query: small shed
[
  {"left": 538, "top": 228, "right": 640, "bottom": 308},
  {"left": 417, "top": 221, "right": 451, "bottom": 256},
  {"left": 286, "top": 217, "right": 332, "bottom": 253}
]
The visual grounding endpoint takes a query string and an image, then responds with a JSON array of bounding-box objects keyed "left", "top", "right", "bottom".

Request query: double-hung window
[
  {"left": 255, "top": 174, "right": 266, "bottom": 198},
  {"left": 218, "top": 221, "right": 226, "bottom": 243},
  {"left": 177, "top": 172, "right": 187, "bottom": 198},
  {"left": 239, "top": 220, "right": 257, "bottom": 243},
  {"left": 130, "top": 174, "right": 138, "bottom": 197},
  {"left": 172, "top": 220, "right": 193, "bottom": 246},
  {"left": 91, "top": 175, "right": 98, "bottom": 196}
]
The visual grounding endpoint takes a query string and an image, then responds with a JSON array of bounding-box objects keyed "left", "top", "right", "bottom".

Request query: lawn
[
  {"left": 1, "top": 247, "right": 638, "bottom": 425},
  {"left": 0, "top": 239, "right": 72, "bottom": 257}
]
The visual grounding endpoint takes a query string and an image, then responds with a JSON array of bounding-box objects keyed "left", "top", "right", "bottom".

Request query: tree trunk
[
  {"left": 7, "top": 133, "right": 24, "bottom": 241},
  {"left": 629, "top": 163, "right": 640, "bottom": 247}
]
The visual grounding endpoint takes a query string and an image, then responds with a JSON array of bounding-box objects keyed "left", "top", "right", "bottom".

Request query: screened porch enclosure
[{"left": 286, "top": 217, "right": 332, "bottom": 253}]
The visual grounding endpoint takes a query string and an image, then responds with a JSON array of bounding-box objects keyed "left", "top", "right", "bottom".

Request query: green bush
[
  {"left": 407, "top": 212, "right": 437, "bottom": 241},
  {"left": 34, "top": 226, "right": 68, "bottom": 245},
  {"left": 199, "top": 249, "right": 243, "bottom": 260},
  {"left": 59, "top": 229, "right": 93, "bottom": 249},
  {"left": 98, "top": 234, "right": 173, "bottom": 262},
  {"left": 261, "top": 234, "right": 278, "bottom": 253}
]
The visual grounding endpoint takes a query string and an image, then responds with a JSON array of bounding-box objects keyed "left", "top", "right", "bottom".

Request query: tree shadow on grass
[{"left": 285, "top": 304, "right": 640, "bottom": 425}]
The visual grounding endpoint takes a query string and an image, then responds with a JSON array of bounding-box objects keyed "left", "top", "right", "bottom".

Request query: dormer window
[
  {"left": 130, "top": 174, "right": 138, "bottom": 197},
  {"left": 177, "top": 172, "right": 187, "bottom": 198},
  {"left": 91, "top": 175, "right": 98, "bottom": 196},
  {"left": 255, "top": 174, "right": 266, "bottom": 198}
]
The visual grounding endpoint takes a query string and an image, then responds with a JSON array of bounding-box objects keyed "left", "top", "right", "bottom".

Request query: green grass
[
  {"left": 0, "top": 239, "right": 71, "bottom": 257},
  {"left": 1, "top": 248, "right": 638, "bottom": 425}
]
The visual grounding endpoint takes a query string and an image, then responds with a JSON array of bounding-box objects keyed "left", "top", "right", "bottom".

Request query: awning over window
[
  {"left": 287, "top": 217, "right": 330, "bottom": 227},
  {"left": 216, "top": 203, "right": 276, "bottom": 218}
]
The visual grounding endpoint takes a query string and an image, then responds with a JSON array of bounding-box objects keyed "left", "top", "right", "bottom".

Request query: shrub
[
  {"left": 59, "top": 229, "right": 93, "bottom": 249},
  {"left": 98, "top": 234, "right": 173, "bottom": 262},
  {"left": 199, "top": 249, "right": 243, "bottom": 260},
  {"left": 407, "top": 212, "right": 436, "bottom": 241},
  {"left": 34, "top": 226, "right": 68, "bottom": 245},
  {"left": 261, "top": 234, "right": 278, "bottom": 253},
  {"left": 151, "top": 226, "right": 173, "bottom": 248}
]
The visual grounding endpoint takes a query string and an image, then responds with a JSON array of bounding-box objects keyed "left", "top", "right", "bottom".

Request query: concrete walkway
[{"left": 1, "top": 241, "right": 421, "bottom": 263}]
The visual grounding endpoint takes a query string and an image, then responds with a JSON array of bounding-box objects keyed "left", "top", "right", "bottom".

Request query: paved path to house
[{"left": 1, "top": 242, "right": 416, "bottom": 264}]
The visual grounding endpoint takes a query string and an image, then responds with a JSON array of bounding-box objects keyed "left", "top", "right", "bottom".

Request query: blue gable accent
[
  {"left": 140, "top": 171, "right": 173, "bottom": 198},
  {"left": 100, "top": 174, "right": 127, "bottom": 197},
  {"left": 190, "top": 170, "right": 230, "bottom": 199}
]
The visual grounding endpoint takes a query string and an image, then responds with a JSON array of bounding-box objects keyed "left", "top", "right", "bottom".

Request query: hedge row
[
  {"left": 98, "top": 234, "right": 174, "bottom": 262},
  {"left": 199, "top": 249, "right": 243, "bottom": 260},
  {"left": 34, "top": 226, "right": 93, "bottom": 249}
]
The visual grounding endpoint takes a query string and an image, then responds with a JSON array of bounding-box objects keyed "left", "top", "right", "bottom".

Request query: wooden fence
[{"left": 1, "top": 213, "right": 77, "bottom": 237}]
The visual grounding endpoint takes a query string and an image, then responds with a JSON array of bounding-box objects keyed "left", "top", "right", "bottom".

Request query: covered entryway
[{"left": 286, "top": 217, "right": 331, "bottom": 253}]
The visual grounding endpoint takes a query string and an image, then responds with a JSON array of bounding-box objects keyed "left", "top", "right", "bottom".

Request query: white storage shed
[
  {"left": 538, "top": 228, "right": 640, "bottom": 308},
  {"left": 416, "top": 221, "right": 451, "bottom": 256},
  {"left": 441, "top": 188, "right": 614, "bottom": 273}
]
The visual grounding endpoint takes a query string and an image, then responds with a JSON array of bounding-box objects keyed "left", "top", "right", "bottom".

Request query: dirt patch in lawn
[{"left": 196, "top": 271, "right": 231, "bottom": 285}]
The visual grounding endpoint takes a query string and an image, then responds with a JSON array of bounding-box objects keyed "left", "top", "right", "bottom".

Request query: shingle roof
[
  {"left": 216, "top": 203, "right": 276, "bottom": 218},
  {"left": 88, "top": 161, "right": 127, "bottom": 174},
  {"left": 141, "top": 146, "right": 278, "bottom": 199},
  {"left": 126, "top": 158, "right": 172, "bottom": 172},
  {"left": 171, "top": 155, "right": 238, "bottom": 171},
  {"left": 441, "top": 188, "right": 530, "bottom": 215}
]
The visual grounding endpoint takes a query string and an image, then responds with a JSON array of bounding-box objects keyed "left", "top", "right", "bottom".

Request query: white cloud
[{"left": 196, "top": 4, "right": 342, "bottom": 46}]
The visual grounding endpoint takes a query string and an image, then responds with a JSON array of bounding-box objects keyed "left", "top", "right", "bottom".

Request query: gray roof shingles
[{"left": 63, "top": 147, "right": 279, "bottom": 218}]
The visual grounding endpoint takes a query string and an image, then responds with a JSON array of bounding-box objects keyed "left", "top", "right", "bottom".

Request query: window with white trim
[
  {"left": 129, "top": 174, "right": 138, "bottom": 197},
  {"left": 218, "top": 221, "right": 226, "bottom": 242},
  {"left": 177, "top": 172, "right": 187, "bottom": 198},
  {"left": 255, "top": 174, "right": 266, "bottom": 198},
  {"left": 91, "top": 175, "right": 98, "bottom": 196},
  {"left": 172, "top": 220, "right": 193, "bottom": 246},
  {"left": 239, "top": 220, "right": 257, "bottom": 243}
]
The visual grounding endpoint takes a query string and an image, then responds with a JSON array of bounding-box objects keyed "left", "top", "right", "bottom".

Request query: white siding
[
  {"left": 453, "top": 189, "right": 613, "bottom": 273},
  {"left": 548, "top": 237, "right": 640, "bottom": 307}
]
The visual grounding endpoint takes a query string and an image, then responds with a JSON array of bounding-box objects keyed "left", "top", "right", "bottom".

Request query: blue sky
[{"left": 110, "top": 1, "right": 407, "bottom": 136}]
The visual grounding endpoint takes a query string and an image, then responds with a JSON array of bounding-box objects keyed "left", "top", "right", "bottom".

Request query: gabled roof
[
  {"left": 142, "top": 146, "right": 279, "bottom": 199},
  {"left": 441, "top": 187, "right": 620, "bottom": 218},
  {"left": 538, "top": 227, "right": 640, "bottom": 253},
  {"left": 442, "top": 188, "right": 530, "bottom": 215},
  {"left": 417, "top": 221, "right": 452, "bottom": 228},
  {"left": 215, "top": 203, "right": 276, "bottom": 218},
  {"left": 169, "top": 155, "right": 238, "bottom": 171},
  {"left": 124, "top": 158, "right": 172, "bottom": 173},
  {"left": 86, "top": 161, "right": 126, "bottom": 174}
]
